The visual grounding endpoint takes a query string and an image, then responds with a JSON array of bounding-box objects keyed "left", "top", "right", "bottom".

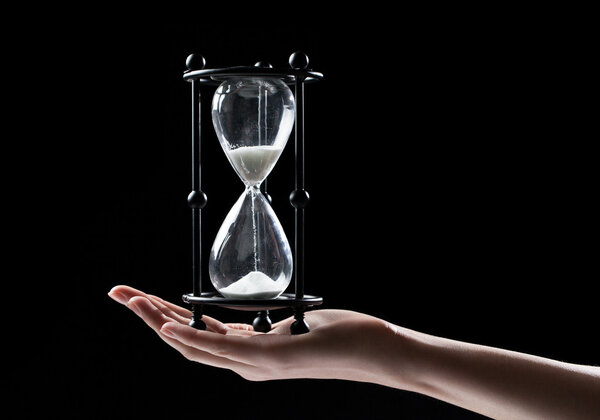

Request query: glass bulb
[
  {"left": 211, "top": 77, "right": 295, "bottom": 186},
  {"left": 209, "top": 187, "right": 293, "bottom": 299},
  {"left": 209, "top": 77, "right": 295, "bottom": 299}
]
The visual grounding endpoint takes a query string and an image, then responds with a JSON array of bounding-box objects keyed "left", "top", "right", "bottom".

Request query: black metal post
[
  {"left": 187, "top": 67, "right": 207, "bottom": 330},
  {"left": 294, "top": 78, "right": 306, "bottom": 300},
  {"left": 262, "top": 177, "right": 272, "bottom": 204},
  {"left": 289, "top": 64, "right": 310, "bottom": 335}
]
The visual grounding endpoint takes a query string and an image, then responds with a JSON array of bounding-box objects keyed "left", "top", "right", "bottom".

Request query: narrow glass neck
[{"left": 245, "top": 184, "right": 262, "bottom": 193}]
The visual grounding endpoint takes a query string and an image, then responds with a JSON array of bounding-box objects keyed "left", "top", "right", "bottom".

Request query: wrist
[{"left": 349, "top": 317, "right": 423, "bottom": 392}]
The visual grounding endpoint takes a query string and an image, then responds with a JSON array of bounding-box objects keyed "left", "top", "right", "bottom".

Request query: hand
[
  {"left": 109, "top": 285, "right": 600, "bottom": 419},
  {"left": 108, "top": 285, "right": 397, "bottom": 384}
]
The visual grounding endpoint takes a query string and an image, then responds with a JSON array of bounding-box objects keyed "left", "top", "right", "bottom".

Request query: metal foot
[
  {"left": 290, "top": 308, "right": 310, "bottom": 335},
  {"left": 252, "top": 310, "right": 272, "bottom": 333},
  {"left": 188, "top": 305, "right": 206, "bottom": 330}
]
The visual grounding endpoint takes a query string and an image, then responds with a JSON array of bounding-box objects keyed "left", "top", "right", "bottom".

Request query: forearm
[{"left": 370, "top": 322, "right": 600, "bottom": 420}]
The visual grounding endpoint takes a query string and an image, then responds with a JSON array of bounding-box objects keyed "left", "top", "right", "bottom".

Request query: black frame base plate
[{"left": 182, "top": 292, "right": 323, "bottom": 311}]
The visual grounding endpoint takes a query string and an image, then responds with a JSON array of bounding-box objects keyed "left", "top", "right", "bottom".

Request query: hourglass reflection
[
  {"left": 182, "top": 52, "right": 323, "bottom": 334},
  {"left": 209, "top": 78, "right": 294, "bottom": 299}
]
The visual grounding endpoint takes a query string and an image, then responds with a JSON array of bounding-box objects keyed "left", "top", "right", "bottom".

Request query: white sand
[
  {"left": 218, "top": 271, "right": 287, "bottom": 299},
  {"left": 226, "top": 145, "right": 283, "bottom": 186}
]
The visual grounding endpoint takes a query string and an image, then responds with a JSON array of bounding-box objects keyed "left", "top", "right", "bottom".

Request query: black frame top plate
[{"left": 183, "top": 66, "right": 323, "bottom": 85}]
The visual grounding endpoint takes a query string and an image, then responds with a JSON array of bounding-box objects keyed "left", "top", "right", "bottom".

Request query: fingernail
[
  {"left": 161, "top": 326, "right": 176, "bottom": 339},
  {"left": 108, "top": 291, "right": 128, "bottom": 305},
  {"left": 127, "top": 300, "right": 142, "bottom": 316}
]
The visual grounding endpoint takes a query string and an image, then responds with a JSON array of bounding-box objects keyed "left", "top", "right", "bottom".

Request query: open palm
[{"left": 108, "top": 285, "right": 389, "bottom": 383}]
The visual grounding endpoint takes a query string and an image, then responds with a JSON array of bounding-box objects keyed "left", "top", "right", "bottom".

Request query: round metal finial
[
  {"left": 254, "top": 61, "right": 273, "bottom": 68},
  {"left": 186, "top": 53, "right": 206, "bottom": 70},
  {"left": 187, "top": 190, "right": 208, "bottom": 209},
  {"left": 289, "top": 189, "right": 310, "bottom": 208},
  {"left": 289, "top": 51, "right": 309, "bottom": 69}
]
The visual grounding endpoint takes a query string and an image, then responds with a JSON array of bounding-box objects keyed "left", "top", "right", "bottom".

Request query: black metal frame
[{"left": 182, "top": 52, "right": 323, "bottom": 334}]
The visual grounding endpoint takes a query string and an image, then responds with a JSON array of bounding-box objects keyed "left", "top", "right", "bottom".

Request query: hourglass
[
  {"left": 209, "top": 77, "right": 294, "bottom": 300},
  {"left": 182, "top": 52, "right": 323, "bottom": 334}
]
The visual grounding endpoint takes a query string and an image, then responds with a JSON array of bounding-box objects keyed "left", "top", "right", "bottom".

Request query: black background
[{"left": 24, "top": 16, "right": 597, "bottom": 419}]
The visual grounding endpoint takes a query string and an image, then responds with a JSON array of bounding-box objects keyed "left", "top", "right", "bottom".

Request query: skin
[{"left": 109, "top": 285, "right": 600, "bottom": 420}]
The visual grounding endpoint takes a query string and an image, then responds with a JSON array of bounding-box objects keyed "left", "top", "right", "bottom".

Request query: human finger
[
  {"left": 226, "top": 329, "right": 258, "bottom": 337},
  {"left": 159, "top": 321, "right": 261, "bottom": 365},
  {"left": 146, "top": 294, "right": 193, "bottom": 318},
  {"left": 109, "top": 285, "right": 226, "bottom": 334},
  {"left": 145, "top": 295, "right": 229, "bottom": 334},
  {"left": 109, "top": 286, "right": 194, "bottom": 327},
  {"left": 128, "top": 297, "right": 225, "bottom": 337},
  {"left": 109, "top": 285, "right": 190, "bottom": 318},
  {"left": 269, "top": 317, "right": 295, "bottom": 334},
  {"left": 108, "top": 285, "right": 148, "bottom": 305},
  {"left": 127, "top": 297, "right": 250, "bottom": 371},
  {"left": 145, "top": 295, "right": 191, "bottom": 325},
  {"left": 226, "top": 323, "right": 254, "bottom": 331},
  {"left": 127, "top": 296, "right": 178, "bottom": 332},
  {"left": 224, "top": 323, "right": 258, "bottom": 336}
]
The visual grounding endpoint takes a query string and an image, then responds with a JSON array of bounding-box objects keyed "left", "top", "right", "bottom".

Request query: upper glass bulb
[{"left": 211, "top": 77, "right": 295, "bottom": 186}]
